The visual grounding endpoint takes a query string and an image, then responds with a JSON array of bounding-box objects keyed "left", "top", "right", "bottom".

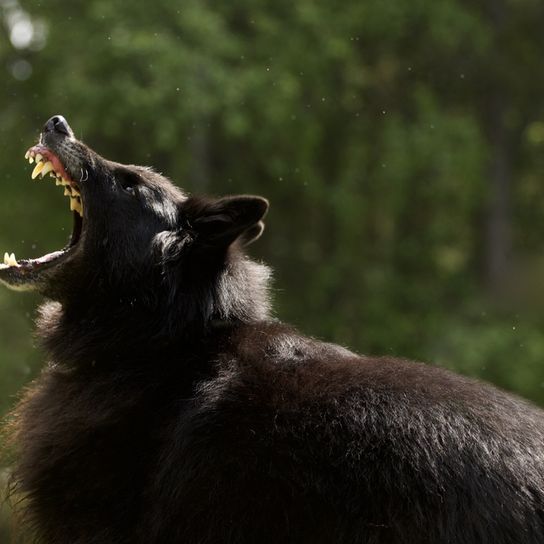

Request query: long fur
[{"left": 3, "top": 137, "right": 544, "bottom": 543}]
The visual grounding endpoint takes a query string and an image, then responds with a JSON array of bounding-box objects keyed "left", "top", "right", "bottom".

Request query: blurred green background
[{"left": 1, "top": 0, "right": 544, "bottom": 538}]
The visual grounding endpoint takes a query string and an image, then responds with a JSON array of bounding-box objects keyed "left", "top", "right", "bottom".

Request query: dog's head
[{"left": 0, "top": 116, "right": 269, "bottom": 325}]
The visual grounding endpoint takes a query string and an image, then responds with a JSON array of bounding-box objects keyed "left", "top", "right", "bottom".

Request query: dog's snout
[{"left": 44, "top": 115, "right": 72, "bottom": 137}]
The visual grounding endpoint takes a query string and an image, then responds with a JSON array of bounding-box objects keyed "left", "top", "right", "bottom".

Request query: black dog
[{"left": 2, "top": 116, "right": 544, "bottom": 543}]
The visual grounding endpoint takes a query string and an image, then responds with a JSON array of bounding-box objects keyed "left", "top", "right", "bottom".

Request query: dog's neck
[
  {"left": 213, "top": 255, "right": 272, "bottom": 323},
  {"left": 35, "top": 255, "right": 272, "bottom": 368}
]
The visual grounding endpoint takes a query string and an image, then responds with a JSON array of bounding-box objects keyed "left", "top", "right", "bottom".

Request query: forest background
[{"left": 1, "top": 0, "right": 544, "bottom": 537}]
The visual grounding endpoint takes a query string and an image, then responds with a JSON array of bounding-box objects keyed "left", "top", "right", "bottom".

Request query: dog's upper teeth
[
  {"left": 31, "top": 161, "right": 45, "bottom": 179},
  {"left": 70, "top": 197, "right": 83, "bottom": 217},
  {"left": 24, "top": 149, "right": 83, "bottom": 217},
  {"left": 41, "top": 161, "right": 54, "bottom": 177}
]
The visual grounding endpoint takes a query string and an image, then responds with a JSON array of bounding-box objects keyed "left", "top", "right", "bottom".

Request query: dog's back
[{"left": 12, "top": 320, "right": 544, "bottom": 543}]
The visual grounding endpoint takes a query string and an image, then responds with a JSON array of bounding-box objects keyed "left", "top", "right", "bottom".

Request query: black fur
[{"left": 4, "top": 124, "right": 544, "bottom": 543}]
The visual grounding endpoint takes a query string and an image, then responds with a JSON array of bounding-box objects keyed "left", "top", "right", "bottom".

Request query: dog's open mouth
[{"left": 0, "top": 142, "right": 84, "bottom": 287}]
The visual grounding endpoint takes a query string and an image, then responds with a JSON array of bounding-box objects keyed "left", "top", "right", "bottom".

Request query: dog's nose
[{"left": 43, "top": 115, "right": 72, "bottom": 137}]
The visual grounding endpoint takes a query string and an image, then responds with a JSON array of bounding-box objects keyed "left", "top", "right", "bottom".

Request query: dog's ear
[
  {"left": 238, "top": 221, "right": 265, "bottom": 247},
  {"left": 188, "top": 196, "right": 269, "bottom": 248}
]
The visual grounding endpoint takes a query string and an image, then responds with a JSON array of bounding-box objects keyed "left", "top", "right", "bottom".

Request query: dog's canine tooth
[
  {"left": 41, "top": 162, "right": 54, "bottom": 176},
  {"left": 31, "top": 162, "right": 45, "bottom": 179},
  {"left": 3, "top": 252, "right": 9, "bottom": 265}
]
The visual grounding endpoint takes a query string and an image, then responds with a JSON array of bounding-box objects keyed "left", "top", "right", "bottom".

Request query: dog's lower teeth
[{"left": 3, "top": 252, "right": 18, "bottom": 266}]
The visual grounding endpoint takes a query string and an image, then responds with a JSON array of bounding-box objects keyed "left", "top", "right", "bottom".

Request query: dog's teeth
[
  {"left": 49, "top": 172, "right": 56, "bottom": 178},
  {"left": 31, "top": 162, "right": 45, "bottom": 179},
  {"left": 55, "top": 179, "right": 62, "bottom": 186},
  {"left": 3, "top": 252, "right": 17, "bottom": 266},
  {"left": 70, "top": 197, "right": 83, "bottom": 217},
  {"left": 28, "top": 156, "right": 34, "bottom": 164},
  {"left": 41, "top": 161, "right": 54, "bottom": 176},
  {"left": 64, "top": 187, "right": 72, "bottom": 196},
  {"left": 24, "top": 151, "right": 30, "bottom": 159},
  {"left": 35, "top": 153, "right": 43, "bottom": 162}
]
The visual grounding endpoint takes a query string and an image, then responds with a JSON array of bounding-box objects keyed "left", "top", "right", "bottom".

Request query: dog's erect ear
[
  {"left": 238, "top": 221, "right": 265, "bottom": 246},
  {"left": 190, "top": 196, "right": 269, "bottom": 247}
]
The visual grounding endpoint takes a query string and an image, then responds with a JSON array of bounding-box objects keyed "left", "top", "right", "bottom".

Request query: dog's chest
[{"left": 15, "top": 369, "right": 171, "bottom": 538}]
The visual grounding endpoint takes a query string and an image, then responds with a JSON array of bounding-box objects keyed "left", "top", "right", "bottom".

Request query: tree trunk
[
  {"left": 486, "top": 93, "right": 512, "bottom": 291},
  {"left": 485, "top": 0, "right": 512, "bottom": 292}
]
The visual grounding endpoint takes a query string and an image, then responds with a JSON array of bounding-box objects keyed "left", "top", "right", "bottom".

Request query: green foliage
[{"left": 1, "top": 0, "right": 544, "bottom": 536}]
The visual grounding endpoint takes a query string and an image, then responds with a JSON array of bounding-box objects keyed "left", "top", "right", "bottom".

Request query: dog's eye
[
  {"left": 115, "top": 168, "right": 140, "bottom": 196},
  {"left": 119, "top": 181, "right": 138, "bottom": 196}
]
